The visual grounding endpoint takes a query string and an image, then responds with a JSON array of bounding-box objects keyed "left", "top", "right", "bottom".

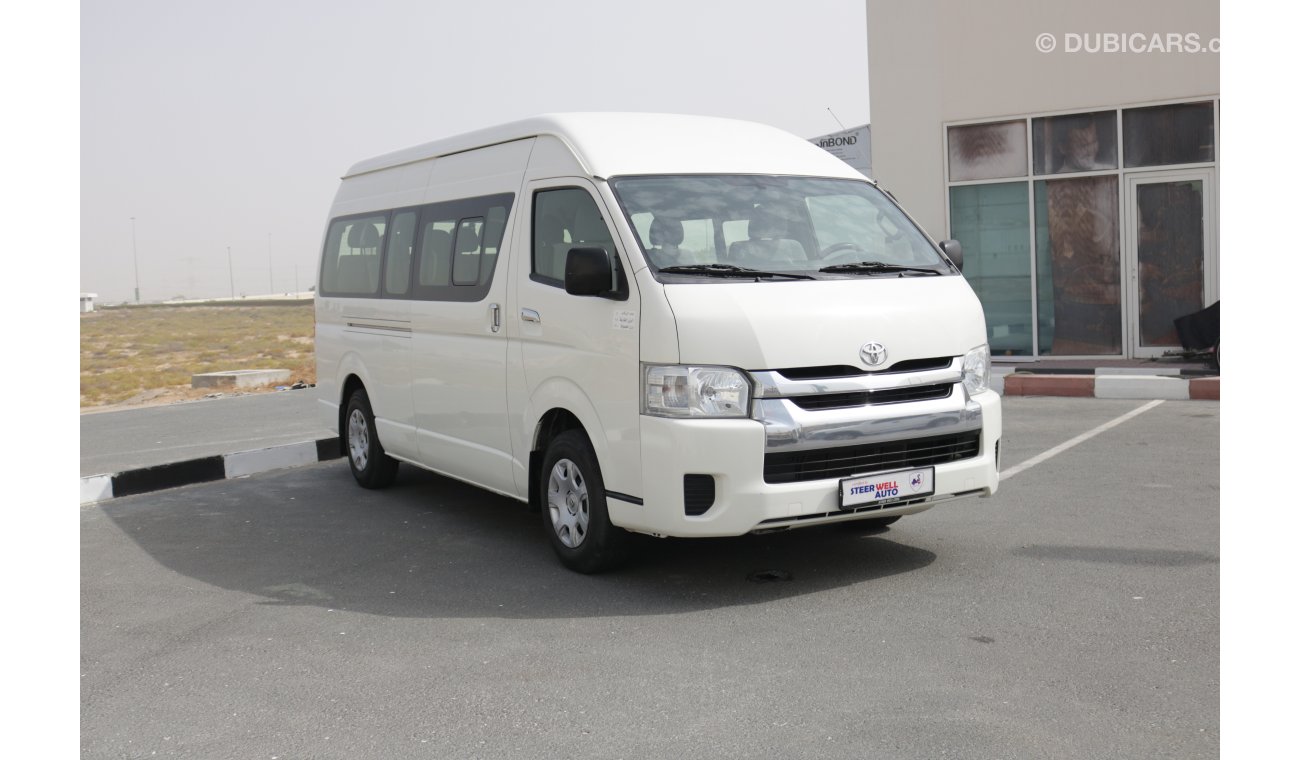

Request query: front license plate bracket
[{"left": 839, "top": 466, "right": 935, "bottom": 509}]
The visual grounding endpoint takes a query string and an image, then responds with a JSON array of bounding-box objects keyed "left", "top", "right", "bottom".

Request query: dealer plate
[{"left": 839, "top": 466, "right": 935, "bottom": 509}]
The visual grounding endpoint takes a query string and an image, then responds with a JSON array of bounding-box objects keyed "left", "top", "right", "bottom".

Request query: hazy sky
[{"left": 81, "top": 0, "right": 871, "bottom": 303}]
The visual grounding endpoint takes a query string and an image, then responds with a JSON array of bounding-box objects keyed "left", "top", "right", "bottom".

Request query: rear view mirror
[
  {"left": 565, "top": 247, "right": 618, "bottom": 297},
  {"left": 939, "top": 239, "right": 963, "bottom": 272}
]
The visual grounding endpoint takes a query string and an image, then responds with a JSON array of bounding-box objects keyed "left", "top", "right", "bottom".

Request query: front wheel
[
  {"left": 344, "top": 388, "right": 399, "bottom": 489},
  {"left": 541, "top": 430, "right": 630, "bottom": 573}
]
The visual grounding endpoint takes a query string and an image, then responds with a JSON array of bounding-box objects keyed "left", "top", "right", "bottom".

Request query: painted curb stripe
[
  {"left": 1000, "top": 373, "right": 1218, "bottom": 400},
  {"left": 82, "top": 436, "right": 344, "bottom": 505},
  {"left": 111, "top": 456, "right": 226, "bottom": 498},
  {"left": 997, "top": 367, "right": 1216, "bottom": 378}
]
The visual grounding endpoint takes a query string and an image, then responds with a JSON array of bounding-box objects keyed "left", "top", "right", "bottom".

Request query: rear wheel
[
  {"left": 345, "top": 388, "right": 399, "bottom": 489},
  {"left": 541, "top": 430, "right": 629, "bottom": 573}
]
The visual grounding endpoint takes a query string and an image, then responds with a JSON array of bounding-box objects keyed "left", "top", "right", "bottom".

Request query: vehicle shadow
[{"left": 96, "top": 461, "right": 937, "bottom": 620}]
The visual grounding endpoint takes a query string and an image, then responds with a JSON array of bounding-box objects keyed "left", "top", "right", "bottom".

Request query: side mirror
[
  {"left": 939, "top": 239, "right": 963, "bottom": 273},
  {"left": 565, "top": 247, "right": 618, "bottom": 297}
]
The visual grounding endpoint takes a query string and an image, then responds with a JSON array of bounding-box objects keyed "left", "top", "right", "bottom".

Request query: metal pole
[
  {"left": 227, "top": 246, "right": 235, "bottom": 300},
  {"left": 131, "top": 217, "right": 140, "bottom": 303}
]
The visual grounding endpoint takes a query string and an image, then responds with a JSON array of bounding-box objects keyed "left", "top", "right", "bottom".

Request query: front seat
[{"left": 729, "top": 208, "right": 806, "bottom": 265}]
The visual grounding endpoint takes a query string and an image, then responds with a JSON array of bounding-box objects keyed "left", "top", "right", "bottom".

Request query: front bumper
[{"left": 610, "top": 390, "right": 1001, "bottom": 537}]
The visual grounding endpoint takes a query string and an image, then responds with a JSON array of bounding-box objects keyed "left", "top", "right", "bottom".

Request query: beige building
[{"left": 867, "top": 0, "right": 1219, "bottom": 358}]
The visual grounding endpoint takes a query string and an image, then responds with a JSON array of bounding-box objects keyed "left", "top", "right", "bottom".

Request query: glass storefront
[
  {"left": 946, "top": 99, "right": 1217, "bottom": 358},
  {"left": 950, "top": 183, "right": 1032, "bottom": 356}
]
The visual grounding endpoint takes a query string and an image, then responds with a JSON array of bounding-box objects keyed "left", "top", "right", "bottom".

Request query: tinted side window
[
  {"left": 320, "top": 215, "right": 387, "bottom": 297},
  {"left": 411, "top": 193, "right": 514, "bottom": 302},
  {"left": 384, "top": 210, "right": 417, "bottom": 296},
  {"left": 452, "top": 218, "right": 485, "bottom": 285},
  {"left": 418, "top": 215, "right": 457, "bottom": 288}
]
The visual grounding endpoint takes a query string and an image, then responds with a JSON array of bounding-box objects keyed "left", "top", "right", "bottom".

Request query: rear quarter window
[{"left": 320, "top": 215, "right": 387, "bottom": 297}]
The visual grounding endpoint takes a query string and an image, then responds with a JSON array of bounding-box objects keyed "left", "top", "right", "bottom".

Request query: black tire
[
  {"left": 344, "top": 388, "right": 399, "bottom": 489},
  {"left": 540, "top": 430, "right": 630, "bottom": 573}
]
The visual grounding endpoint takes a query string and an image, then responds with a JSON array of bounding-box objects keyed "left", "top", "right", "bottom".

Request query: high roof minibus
[{"left": 316, "top": 113, "right": 1000, "bottom": 572}]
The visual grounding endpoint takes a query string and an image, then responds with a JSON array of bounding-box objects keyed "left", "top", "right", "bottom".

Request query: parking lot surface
[
  {"left": 80, "top": 392, "right": 326, "bottom": 477},
  {"left": 81, "top": 397, "right": 1218, "bottom": 759}
]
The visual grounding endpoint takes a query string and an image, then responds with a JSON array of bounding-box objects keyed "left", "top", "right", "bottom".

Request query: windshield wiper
[
  {"left": 818, "top": 261, "right": 943, "bottom": 276},
  {"left": 657, "top": 264, "right": 814, "bottom": 280}
]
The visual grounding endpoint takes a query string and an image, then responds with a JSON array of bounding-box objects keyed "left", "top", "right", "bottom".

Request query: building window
[
  {"left": 946, "top": 99, "right": 1217, "bottom": 357},
  {"left": 1122, "top": 102, "right": 1215, "bottom": 167},
  {"left": 947, "top": 121, "right": 1027, "bottom": 181},
  {"left": 1034, "top": 176, "right": 1121, "bottom": 355},
  {"left": 949, "top": 183, "right": 1032, "bottom": 356},
  {"left": 1134, "top": 180, "right": 1206, "bottom": 346},
  {"left": 1032, "top": 111, "right": 1118, "bottom": 175}
]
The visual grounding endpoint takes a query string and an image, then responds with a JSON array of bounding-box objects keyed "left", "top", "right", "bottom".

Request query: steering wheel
[{"left": 819, "top": 242, "right": 867, "bottom": 264}]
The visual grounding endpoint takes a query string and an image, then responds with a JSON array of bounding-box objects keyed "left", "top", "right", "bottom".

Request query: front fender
[{"left": 523, "top": 375, "right": 640, "bottom": 497}]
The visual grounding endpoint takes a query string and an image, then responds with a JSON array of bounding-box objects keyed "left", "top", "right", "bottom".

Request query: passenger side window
[
  {"left": 452, "top": 218, "right": 485, "bottom": 286},
  {"left": 384, "top": 211, "right": 417, "bottom": 296},
  {"left": 320, "top": 215, "right": 387, "bottom": 297},
  {"left": 411, "top": 193, "right": 514, "bottom": 302},
  {"left": 418, "top": 216, "right": 457, "bottom": 287}
]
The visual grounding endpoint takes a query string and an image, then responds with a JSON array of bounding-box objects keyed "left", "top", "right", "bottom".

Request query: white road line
[{"left": 1001, "top": 400, "right": 1165, "bottom": 481}]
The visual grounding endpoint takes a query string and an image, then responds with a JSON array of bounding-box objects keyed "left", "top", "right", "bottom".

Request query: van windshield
[{"left": 610, "top": 175, "right": 948, "bottom": 278}]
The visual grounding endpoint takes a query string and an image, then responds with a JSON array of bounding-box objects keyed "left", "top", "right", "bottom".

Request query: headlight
[
  {"left": 643, "top": 365, "right": 751, "bottom": 418},
  {"left": 962, "top": 344, "right": 991, "bottom": 396}
]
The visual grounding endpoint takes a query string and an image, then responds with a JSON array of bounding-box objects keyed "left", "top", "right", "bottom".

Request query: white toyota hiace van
[{"left": 316, "top": 113, "right": 1000, "bottom": 572}]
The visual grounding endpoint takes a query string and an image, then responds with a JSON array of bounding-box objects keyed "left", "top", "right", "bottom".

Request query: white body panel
[
  {"left": 408, "top": 141, "right": 530, "bottom": 495},
  {"left": 315, "top": 112, "right": 1001, "bottom": 539},
  {"left": 664, "top": 277, "right": 988, "bottom": 370},
  {"left": 507, "top": 176, "right": 643, "bottom": 500}
]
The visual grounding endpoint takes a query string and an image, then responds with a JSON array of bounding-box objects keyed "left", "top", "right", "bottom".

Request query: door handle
[
  {"left": 521, "top": 308, "right": 541, "bottom": 324},
  {"left": 489, "top": 303, "right": 501, "bottom": 333}
]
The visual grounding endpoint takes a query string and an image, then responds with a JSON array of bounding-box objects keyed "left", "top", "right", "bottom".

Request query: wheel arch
[{"left": 528, "top": 407, "right": 590, "bottom": 511}]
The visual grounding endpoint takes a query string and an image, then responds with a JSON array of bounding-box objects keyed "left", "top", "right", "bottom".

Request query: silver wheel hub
[
  {"left": 347, "top": 408, "right": 370, "bottom": 470},
  {"left": 547, "top": 458, "right": 589, "bottom": 549}
]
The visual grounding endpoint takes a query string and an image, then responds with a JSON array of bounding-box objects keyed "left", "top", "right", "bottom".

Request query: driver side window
[{"left": 532, "top": 188, "right": 615, "bottom": 284}]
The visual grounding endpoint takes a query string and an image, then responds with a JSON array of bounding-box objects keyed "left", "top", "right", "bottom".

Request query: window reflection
[
  {"left": 1034, "top": 177, "right": 1121, "bottom": 355},
  {"left": 1033, "top": 112, "right": 1118, "bottom": 174},
  {"left": 950, "top": 183, "right": 1032, "bottom": 356},
  {"left": 948, "top": 121, "right": 1027, "bottom": 181},
  {"left": 1123, "top": 102, "right": 1215, "bottom": 167}
]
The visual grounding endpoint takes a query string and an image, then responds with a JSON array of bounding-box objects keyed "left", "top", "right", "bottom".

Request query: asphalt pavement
[
  {"left": 80, "top": 397, "right": 1219, "bottom": 759},
  {"left": 80, "top": 391, "right": 327, "bottom": 477}
]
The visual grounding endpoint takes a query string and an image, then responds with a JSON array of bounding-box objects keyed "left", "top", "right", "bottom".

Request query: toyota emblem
[{"left": 860, "top": 342, "right": 887, "bottom": 367}]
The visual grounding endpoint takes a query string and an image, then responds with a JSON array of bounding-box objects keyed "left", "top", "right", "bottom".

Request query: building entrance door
[{"left": 1123, "top": 169, "right": 1216, "bottom": 358}]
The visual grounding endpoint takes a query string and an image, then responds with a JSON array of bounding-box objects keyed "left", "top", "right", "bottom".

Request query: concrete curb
[
  {"left": 80, "top": 437, "right": 343, "bottom": 505},
  {"left": 999, "top": 373, "right": 1218, "bottom": 401}
]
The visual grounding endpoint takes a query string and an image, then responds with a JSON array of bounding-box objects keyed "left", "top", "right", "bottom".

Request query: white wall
[{"left": 867, "top": 0, "right": 1219, "bottom": 236}]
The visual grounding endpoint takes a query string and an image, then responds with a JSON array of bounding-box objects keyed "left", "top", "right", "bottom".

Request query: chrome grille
[{"left": 789, "top": 384, "right": 953, "bottom": 410}]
